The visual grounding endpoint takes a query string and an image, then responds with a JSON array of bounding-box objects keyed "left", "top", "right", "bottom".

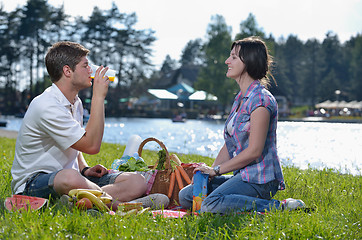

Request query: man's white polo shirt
[{"left": 11, "top": 84, "right": 86, "bottom": 194}]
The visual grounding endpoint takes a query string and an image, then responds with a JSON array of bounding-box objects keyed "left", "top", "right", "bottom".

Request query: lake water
[{"left": 2, "top": 117, "right": 361, "bottom": 176}]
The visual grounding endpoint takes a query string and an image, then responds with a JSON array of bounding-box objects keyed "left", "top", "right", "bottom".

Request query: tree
[
  {"left": 180, "top": 39, "right": 203, "bottom": 66},
  {"left": 195, "top": 15, "right": 234, "bottom": 110},
  {"left": 105, "top": 4, "right": 155, "bottom": 91},
  {"left": 347, "top": 34, "right": 362, "bottom": 100},
  {"left": 300, "top": 39, "right": 323, "bottom": 104},
  {"left": 318, "top": 32, "right": 346, "bottom": 101},
  {"left": 0, "top": 6, "right": 24, "bottom": 114},
  {"left": 275, "top": 35, "right": 305, "bottom": 103},
  {"left": 319, "top": 69, "right": 340, "bottom": 101},
  {"left": 78, "top": 3, "right": 155, "bottom": 115},
  {"left": 17, "top": 0, "right": 52, "bottom": 100},
  {"left": 0, "top": 13, "right": 13, "bottom": 115},
  {"left": 160, "top": 55, "right": 178, "bottom": 76},
  {"left": 80, "top": 6, "right": 112, "bottom": 66},
  {"left": 234, "top": 13, "right": 265, "bottom": 40},
  {"left": 47, "top": 4, "right": 69, "bottom": 43}
]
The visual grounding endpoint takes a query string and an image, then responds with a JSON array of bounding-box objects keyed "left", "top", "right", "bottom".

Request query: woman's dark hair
[
  {"left": 231, "top": 36, "right": 276, "bottom": 87},
  {"left": 45, "top": 41, "right": 89, "bottom": 82}
]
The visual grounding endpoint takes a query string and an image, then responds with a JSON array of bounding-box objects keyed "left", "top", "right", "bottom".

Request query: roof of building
[
  {"left": 147, "top": 89, "right": 178, "bottom": 99},
  {"left": 154, "top": 65, "right": 200, "bottom": 89}
]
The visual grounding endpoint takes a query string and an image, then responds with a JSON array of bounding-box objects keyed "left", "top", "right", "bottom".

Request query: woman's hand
[
  {"left": 194, "top": 165, "right": 217, "bottom": 178},
  {"left": 83, "top": 164, "right": 108, "bottom": 178}
]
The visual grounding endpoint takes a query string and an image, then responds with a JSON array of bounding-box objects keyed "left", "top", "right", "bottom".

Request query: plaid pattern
[
  {"left": 224, "top": 80, "right": 285, "bottom": 190},
  {"left": 138, "top": 170, "right": 158, "bottom": 195}
]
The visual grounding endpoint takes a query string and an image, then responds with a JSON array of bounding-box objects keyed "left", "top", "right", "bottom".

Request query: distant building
[
  {"left": 153, "top": 65, "right": 199, "bottom": 89},
  {"left": 143, "top": 65, "right": 218, "bottom": 116}
]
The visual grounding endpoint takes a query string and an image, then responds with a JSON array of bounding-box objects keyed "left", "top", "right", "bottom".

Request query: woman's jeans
[{"left": 179, "top": 173, "right": 281, "bottom": 214}]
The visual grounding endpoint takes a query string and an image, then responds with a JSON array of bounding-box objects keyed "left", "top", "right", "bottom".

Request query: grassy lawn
[{"left": 0, "top": 137, "right": 361, "bottom": 239}]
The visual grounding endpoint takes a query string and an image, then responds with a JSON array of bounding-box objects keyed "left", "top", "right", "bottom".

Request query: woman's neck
[{"left": 236, "top": 74, "right": 254, "bottom": 97}]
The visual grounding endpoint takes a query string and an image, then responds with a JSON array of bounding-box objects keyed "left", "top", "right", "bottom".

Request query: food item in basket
[
  {"left": 156, "top": 149, "right": 167, "bottom": 170},
  {"left": 170, "top": 154, "right": 182, "bottom": 165},
  {"left": 168, "top": 172, "right": 176, "bottom": 198},
  {"left": 175, "top": 168, "right": 184, "bottom": 190},
  {"left": 118, "top": 156, "right": 149, "bottom": 172},
  {"left": 176, "top": 165, "right": 191, "bottom": 184}
]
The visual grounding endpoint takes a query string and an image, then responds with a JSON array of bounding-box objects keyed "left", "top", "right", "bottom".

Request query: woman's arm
[
  {"left": 211, "top": 143, "right": 230, "bottom": 167},
  {"left": 197, "top": 106, "right": 270, "bottom": 176}
]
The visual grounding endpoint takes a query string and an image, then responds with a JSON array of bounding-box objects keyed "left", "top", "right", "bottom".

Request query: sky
[{"left": 1, "top": 0, "right": 362, "bottom": 68}]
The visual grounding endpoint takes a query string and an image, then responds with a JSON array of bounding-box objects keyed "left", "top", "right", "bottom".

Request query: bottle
[
  {"left": 122, "top": 135, "right": 143, "bottom": 157},
  {"left": 192, "top": 171, "right": 209, "bottom": 213},
  {"left": 110, "top": 157, "right": 129, "bottom": 170}
]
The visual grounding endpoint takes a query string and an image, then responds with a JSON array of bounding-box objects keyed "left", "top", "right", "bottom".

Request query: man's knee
[
  {"left": 128, "top": 173, "right": 147, "bottom": 193},
  {"left": 115, "top": 172, "right": 147, "bottom": 194},
  {"left": 53, "top": 169, "right": 83, "bottom": 194}
]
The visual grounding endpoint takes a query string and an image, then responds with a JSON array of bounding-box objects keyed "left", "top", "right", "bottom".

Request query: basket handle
[{"left": 137, "top": 137, "right": 171, "bottom": 170}]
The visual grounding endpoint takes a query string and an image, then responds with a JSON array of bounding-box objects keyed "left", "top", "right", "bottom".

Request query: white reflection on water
[
  {"left": 103, "top": 118, "right": 362, "bottom": 175},
  {"left": 277, "top": 121, "right": 362, "bottom": 175},
  {"left": 3, "top": 117, "right": 361, "bottom": 175}
]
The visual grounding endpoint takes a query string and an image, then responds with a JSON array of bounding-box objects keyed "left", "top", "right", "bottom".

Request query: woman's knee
[
  {"left": 200, "top": 193, "right": 223, "bottom": 213},
  {"left": 178, "top": 184, "right": 193, "bottom": 209}
]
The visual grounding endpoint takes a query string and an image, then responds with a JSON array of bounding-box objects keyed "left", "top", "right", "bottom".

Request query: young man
[{"left": 11, "top": 41, "right": 168, "bottom": 210}]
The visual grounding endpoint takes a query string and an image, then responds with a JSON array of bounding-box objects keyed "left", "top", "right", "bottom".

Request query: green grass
[{"left": 1, "top": 137, "right": 361, "bottom": 239}]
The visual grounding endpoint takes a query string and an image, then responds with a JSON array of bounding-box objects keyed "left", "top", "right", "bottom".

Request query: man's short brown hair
[{"left": 45, "top": 41, "right": 89, "bottom": 82}]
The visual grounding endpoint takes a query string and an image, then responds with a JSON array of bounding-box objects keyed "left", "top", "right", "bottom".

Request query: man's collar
[{"left": 50, "top": 83, "right": 79, "bottom": 107}]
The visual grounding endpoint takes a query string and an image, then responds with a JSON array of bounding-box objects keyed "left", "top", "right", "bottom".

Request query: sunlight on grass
[{"left": 0, "top": 138, "right": 361, "bottom": 239}]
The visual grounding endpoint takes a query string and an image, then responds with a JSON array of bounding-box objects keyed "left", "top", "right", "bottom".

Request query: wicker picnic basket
[{"left": 137, "top": 137, "right": 195, "bottom": 205}]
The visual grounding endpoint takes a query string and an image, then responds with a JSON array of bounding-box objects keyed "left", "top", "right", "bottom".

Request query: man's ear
[{"left": 63, "top": 65, "right": 72, "bottom": 78}]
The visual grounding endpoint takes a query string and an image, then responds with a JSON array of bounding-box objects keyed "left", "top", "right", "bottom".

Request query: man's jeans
[
  {"left": 23, "top": 171, "right": 122, "bottom": 200},
  {"left": 179, "top": 173, "right": 281, "bottom": 214}
]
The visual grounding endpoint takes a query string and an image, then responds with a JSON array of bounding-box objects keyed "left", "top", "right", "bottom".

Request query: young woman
[{"left": 179, "top": 36, "right": 305, "bottom": 214}]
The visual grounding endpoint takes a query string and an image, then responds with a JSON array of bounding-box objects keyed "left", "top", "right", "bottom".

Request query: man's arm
[
  {"left": 77, "top": 153, "right": 107, "bottom": 178},
  {"left": 72, "top": 66, "right": 109, "bottom": 154}
]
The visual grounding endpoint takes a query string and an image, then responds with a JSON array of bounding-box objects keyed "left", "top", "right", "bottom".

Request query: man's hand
[
  {"left": 83, "top": 164, "right": 108, "bottom": 178},
  {"left": 72, "top": 66, "right": 109, "bottom": 155},
  {"left": 92, "top": 66, "right": 109, "bottom": 99}
]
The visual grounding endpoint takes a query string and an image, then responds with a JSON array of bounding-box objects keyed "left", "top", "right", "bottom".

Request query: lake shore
[
  {"left": 0, "top": 129, "right": 18, "bottom": 139},
  {"left": 279, "top": 116, "right": 362, "bottom": 123}
]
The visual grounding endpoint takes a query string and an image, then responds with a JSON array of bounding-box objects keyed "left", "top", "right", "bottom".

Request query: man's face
[{"left": 71, "top": 56, "right": 92, "bottom": 90}]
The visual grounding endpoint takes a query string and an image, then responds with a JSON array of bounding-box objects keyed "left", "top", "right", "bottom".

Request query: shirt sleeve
[
  {"left": 249, "top": 91, "right": 277, "bottom": 116},
  {"left": 38, "top": 104, "right": 86, "bottom": 150}
]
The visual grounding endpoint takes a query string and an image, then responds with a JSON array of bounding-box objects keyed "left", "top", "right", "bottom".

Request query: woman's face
[{"left": 225, "top": 46, "right": 245, "bottom": 80}]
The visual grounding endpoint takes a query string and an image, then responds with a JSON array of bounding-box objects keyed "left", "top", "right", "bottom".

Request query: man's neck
[{"left": 54, "top": 80, "right": 78, "bottom": 104}]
